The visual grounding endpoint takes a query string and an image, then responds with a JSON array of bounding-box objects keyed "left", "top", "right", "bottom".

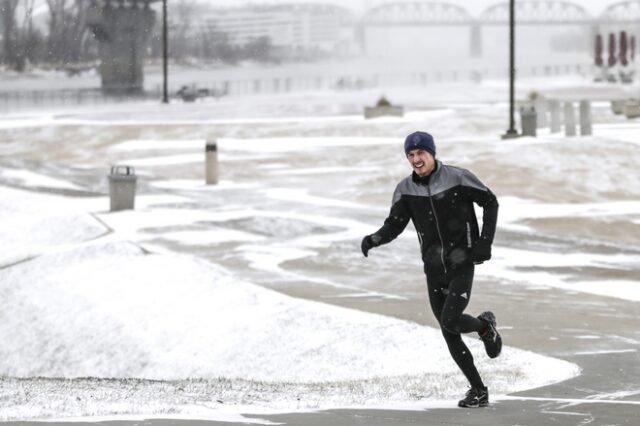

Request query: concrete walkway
[{"left": 244, "top": 261, "right": 640, "bottom": 425}]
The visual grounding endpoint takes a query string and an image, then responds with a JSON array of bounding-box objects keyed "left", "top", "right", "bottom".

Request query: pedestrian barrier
[
  {"left": 549, "top": 100, "right": 562, "bottom": 133},
  {"left": 205, "top": 141, "right": 218, "bottom": 185},
  {"left": 564, "top": 102, "right": 577, "bottom": 137},
  {"left": 579, "top": 101, "right": 592, "bottom": 136}
]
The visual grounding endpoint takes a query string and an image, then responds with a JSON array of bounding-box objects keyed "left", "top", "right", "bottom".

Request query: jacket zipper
[{"left": 427, "top": 184, "right": 447, "bottom": 274}]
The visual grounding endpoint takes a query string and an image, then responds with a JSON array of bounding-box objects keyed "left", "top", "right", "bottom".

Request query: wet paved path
[{"left": 9, "top": 267, "right": 638, "bottom": 425}]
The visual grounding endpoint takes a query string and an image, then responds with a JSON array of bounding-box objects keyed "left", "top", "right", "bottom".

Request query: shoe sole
[
  {"left": 458, "top": 401, "right": 489, "bottom": 408},
  {"left": 479, "top": 311, "right": 502, "bottom": 358},
  {"left": 488, "top": 333, "right": 502, "bottom": 358}
]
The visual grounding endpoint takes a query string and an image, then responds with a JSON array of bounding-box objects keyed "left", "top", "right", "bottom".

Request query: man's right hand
[
  {"left": 361, "top": 234, "right": 381, "bottom": 257},
  {"left": 471, "top": 238, "right": 492, "bottom": 264}
]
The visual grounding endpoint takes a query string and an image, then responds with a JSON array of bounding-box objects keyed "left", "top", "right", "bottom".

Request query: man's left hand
[{"left": 471, "top": 239, "right": 492, "bottom": 264}]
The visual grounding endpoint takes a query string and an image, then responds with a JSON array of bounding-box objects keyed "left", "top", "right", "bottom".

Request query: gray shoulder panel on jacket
[
  {"left": 393, "top": 163, "right": 489, "bottom": 200},
  {"left": 459, "top": 168, "right": 489, "bottom": 192},
  {"left": 428, "top": 164, "right": 462, "bottom": 196},
  {"left": 392, "top": 176, "right": 423, "bottom": 204}
]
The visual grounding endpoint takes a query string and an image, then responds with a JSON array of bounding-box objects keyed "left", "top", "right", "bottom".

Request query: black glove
[
  {"left": 361, "top": 234, "right": 381, "bottom": 257},
  {"left": 471, "top": 238, "right": 492, "bottom": 264}
]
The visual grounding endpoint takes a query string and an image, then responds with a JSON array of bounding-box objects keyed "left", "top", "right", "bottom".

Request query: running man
[{"left": 361, "top": 131, "right": 502, "bottom": 408}]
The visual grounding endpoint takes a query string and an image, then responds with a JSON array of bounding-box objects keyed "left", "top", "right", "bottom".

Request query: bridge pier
[
  {"left": 470, "top": 20, "right": 482, "bottom": 57},
  {"left": 87, "top": 0, "right": 156, "bottom": 94}
]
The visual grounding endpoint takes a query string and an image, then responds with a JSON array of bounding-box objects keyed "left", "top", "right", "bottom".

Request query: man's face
[{"left": 407, "top": 149, "right": 435, "bottom": 177}]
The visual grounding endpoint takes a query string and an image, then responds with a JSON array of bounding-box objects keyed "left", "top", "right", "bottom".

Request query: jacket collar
[{"left": 412, "top": 159, "right": 442, "bottom": 185}]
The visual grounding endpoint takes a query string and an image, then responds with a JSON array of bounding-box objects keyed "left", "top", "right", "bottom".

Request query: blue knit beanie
[{"left": 404, "top": 131, "right": 436, "bottom": 157}]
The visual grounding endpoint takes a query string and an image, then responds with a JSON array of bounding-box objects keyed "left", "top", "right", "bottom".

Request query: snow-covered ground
[{"left": 0, "top": 75, "right": 638, "bottom": 422}]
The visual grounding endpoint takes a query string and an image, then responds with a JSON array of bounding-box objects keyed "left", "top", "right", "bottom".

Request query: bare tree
[
  {"left": 45, "top": 0, "right": 93, "bottom": 65},
  {"left": 19, "top": 0, "right": 43, "bottom": 67},
  {"left": 1, "top": 0, "right": 20, "bottom": 68},
  {"left": 1, "top": 0, "right": 42, "bottom": 71},
  {"left": 170, "top": 0, "right": 197, "bottom": 62}
]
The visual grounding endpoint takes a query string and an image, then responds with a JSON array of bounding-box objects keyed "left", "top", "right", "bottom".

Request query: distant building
[{"left": 201, "top": 3, "right": 356, "bottom": 56}]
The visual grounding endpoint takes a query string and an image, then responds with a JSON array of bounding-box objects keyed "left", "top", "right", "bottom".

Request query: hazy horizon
[{"left": 192, "top": 0, "right": 628, "bottom": 17}]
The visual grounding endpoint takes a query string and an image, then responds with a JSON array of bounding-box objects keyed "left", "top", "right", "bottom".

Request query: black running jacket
[{"left": 372, "top": 160, "right": 499, "bottom": 275}]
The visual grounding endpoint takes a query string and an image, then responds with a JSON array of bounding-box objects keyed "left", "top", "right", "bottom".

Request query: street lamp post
[
  {"left": 502, "top": 0, "right": 519, "bottom": 139},
  {"left": 162, "top": 0, "right": 168, "bottom": 104}
]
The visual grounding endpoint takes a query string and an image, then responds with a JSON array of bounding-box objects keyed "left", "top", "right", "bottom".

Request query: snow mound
[
  {"left": 0, "top": 186, "right": 107, "bottom": 267},
  {"left": 0, "top": 241, "right": 578, "bottom": 390}
]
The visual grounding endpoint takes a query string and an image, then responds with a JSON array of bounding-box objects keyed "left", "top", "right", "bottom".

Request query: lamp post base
[{"left": 501, "top": 129, "right": 519, "bottom": 139}]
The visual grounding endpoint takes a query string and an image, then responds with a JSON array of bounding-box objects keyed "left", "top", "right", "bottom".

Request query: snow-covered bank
[{"left": 0, "top": 238, "right": 576, "bottom": 384}]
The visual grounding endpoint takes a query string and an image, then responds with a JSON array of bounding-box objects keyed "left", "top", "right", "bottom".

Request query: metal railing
[{"left": 0, "top": 63, "right": 595, "bottom": 113}]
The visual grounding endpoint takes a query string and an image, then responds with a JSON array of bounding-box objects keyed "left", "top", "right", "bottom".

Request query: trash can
[
  {"left": 108, "top": 165, "right": 137, "bottom": 211},
  {"left": 611, "top": 99, "right": 625, "bottom": 115},
  {"left": 519, "top": 106, "right": 537, "bottom": 137},
  {"left": 623, "top": 99, "right": 640, "bottom": 119}
]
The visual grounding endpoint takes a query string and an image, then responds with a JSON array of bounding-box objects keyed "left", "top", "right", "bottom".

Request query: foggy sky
[{"left": 198, "top": 0, "right": 627, "bottom": 17}]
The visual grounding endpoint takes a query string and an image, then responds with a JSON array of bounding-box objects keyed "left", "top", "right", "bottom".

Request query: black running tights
[{"left": 426, "top": 264, "right": 486, "bottom": 389}]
